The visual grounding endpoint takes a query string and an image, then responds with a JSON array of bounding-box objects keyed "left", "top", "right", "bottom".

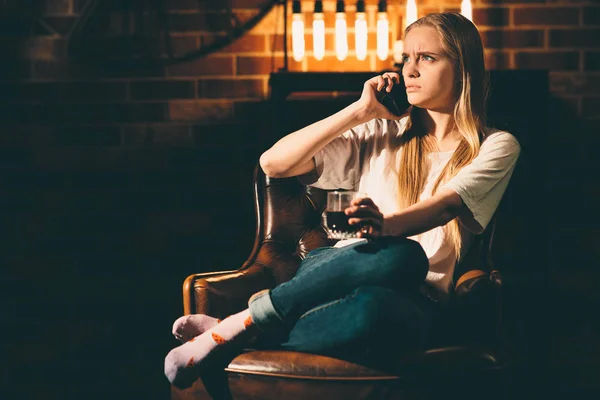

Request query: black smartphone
[{"left": 378, "top": 82, "right": 406, "bottom": 116}]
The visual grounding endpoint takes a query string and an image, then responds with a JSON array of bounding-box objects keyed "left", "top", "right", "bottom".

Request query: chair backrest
[{"left": 247, "top": 167, "right": 329, "bottom": 286}]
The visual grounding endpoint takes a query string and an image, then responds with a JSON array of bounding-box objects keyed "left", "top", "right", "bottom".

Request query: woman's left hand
[{"left": 345, "top": 197, "right": 384, "bottom": 239}]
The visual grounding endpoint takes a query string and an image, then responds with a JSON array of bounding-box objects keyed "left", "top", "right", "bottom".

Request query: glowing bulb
[
  {"left": 376, "top": 12, "right": 389, "bottom": 61},
  {"left": 291, "top": 3, "right": 305, "bottom": 62},
  {"left": 355, "top": 17, "right": 368, "bottom": 61},
  {"left": 355, "top": 3, "right": 367, "bottom": 61},
  {"left": 335, "top": 13, "right": 348, "bottom": 61},
  {"left": 291, "top": 14, "right": 305, "bottom": 62},
  {"left": 335, "top": 2, "right": 348, "bottom": 61},
  {"left": 313, "top": 12, "right": 325, "bottom": 60},
  {"left": 406, "top": 0, "right": 418, "bottom": 28},
  {"left": 461, "top": 0, "right": 472, "bottom": 22}
]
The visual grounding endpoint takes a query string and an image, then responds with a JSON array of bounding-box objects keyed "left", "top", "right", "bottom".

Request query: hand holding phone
[{"left": 378, "top": 83, "right": 404, "bottom": 116}]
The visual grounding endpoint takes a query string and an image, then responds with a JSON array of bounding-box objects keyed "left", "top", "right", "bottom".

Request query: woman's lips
[{"left": 406, "top": 85, "right": 421, "bottom": 93}]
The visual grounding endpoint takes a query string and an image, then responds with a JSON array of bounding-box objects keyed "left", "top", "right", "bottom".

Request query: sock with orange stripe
[
  {"left": 164, "top": 309, "right": 255, "bottom": 387},
  {"left": 171, "top": 314, "right": 220, "bottom": 343}
]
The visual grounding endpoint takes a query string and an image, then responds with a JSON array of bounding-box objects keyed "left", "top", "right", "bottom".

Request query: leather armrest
[
  {"left": 455, "top": 269, "right": 502, "bottom": 297},
  {"left": 450, "top": 269, "right": 503, "bottom": 346},
  {"left": 183, "top": 263, "right": 275, "bottom": 319}
]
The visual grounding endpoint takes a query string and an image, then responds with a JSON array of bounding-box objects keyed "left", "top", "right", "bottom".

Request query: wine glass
[{"left": 323, "top": 191, "right": 366, "bottom": 240}]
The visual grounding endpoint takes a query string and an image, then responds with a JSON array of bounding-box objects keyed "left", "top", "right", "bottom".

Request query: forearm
[
  {"left": 382, "top": 189, "right": 462, "bottom": 237},
  {"left": 260, "top": 101, "right": 368, "bottom": 178}
]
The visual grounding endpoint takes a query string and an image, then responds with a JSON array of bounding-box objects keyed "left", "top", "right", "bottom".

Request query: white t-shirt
[{"left": 299, "top": 116, "right": 521, "bottom": 295}]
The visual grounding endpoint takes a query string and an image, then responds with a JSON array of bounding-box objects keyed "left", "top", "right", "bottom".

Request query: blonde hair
[{"left": 397, "top": 12, "right": 488, "bottom": 259}]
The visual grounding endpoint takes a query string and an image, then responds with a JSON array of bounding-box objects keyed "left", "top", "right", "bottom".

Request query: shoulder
[
  {"left": 480, "top": 128, "right": 522, "bottom": 157},
  {"left": 481, "top": 128, "right": 521, "bottom": 149}
]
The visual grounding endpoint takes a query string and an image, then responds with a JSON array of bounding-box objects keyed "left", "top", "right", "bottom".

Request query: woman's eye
[{"left": 402, "top": 55, "right": 434, "bottom": 63}]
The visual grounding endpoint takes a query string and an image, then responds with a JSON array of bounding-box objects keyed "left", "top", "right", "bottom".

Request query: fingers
[
  {"left": 376, "top": 75, "right": 391, "bottom": 92},
  {"left": 375, "top": 75, "right": 386, "bottom": 91},
  {"left": 385, "top": 72, "right": 401, "bottom": 89},
  {"left": 345, "top": 202, "right": 383, "bottom": 238},
  {"left": 345, "top": 205, "right": 380, "bottom": 219},
  {"left": 348, "top": 216, "right": 382, "bottom": 228},
  {"left": 350, "top": 197, "right": 376, "bottom": 207},
  {"left": 357, "top": 225, "right": 379, "bottom": 239},
  {"left": 361, "top": 73, "right": 404, "bottom": 121},
  {"left": 381, "top": 73, "right": 401, "bottom": 92},
  {"left": 372, "top": 72, "right": 401, "bottom": 92},
  {"left": 351, "top": 220, "right": 382, "bottom": 239},
  {"left": 346, "top": 199, "right": 381, "bottom": 224},
  {"left": 342, "top": 197, "right": 384, "bottom": 239}
]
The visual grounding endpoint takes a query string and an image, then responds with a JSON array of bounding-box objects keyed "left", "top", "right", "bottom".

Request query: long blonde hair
[{"left": 397, "top": 12, "right": 488, "bottom": 259}]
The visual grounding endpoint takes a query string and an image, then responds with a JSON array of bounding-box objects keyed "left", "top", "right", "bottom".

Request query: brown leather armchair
[{"left": 171, "top": 165, "right": 510, "bottom": 400}]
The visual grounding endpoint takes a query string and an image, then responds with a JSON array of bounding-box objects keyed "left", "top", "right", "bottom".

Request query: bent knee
[
  {"left": 375, "top": 238, "right": 429, "bottom": 283},
  {"left": 400, "top": 238, "right": 429, "bottom": 274}
]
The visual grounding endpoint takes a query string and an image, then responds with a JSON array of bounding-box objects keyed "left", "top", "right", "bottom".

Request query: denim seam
[{"left": 297, "top": 289, "right": 359, "bottom": 321}]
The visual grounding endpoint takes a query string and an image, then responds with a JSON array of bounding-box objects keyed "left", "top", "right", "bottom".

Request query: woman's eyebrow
[{"left": 401, "top": 51, "right": 442, "bottom": 57}]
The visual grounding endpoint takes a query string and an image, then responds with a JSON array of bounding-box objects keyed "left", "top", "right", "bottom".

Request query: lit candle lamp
[
  {"left": 313, "top": 1, "right": 325, "bottom": 60},
  {"left": 335, "top": 1, "right": 348, "bottom": 61},
  {"left": 291, "top": 1, "right": 305, "bottom": 62},
  {"left": 394, "top": 0, "right": 418, "bottom": 64},
  {"left": 376, "top": 1, "right": 389, "bottom": 61},
  {"left": 461, "top": 0, "right": 472, "bottom": 21},
  {"left": 406, "top": 0, "right": 418, "bottom": 28},
  {"left": 355, "top": 1, "right": 368, "bottom": 61}
]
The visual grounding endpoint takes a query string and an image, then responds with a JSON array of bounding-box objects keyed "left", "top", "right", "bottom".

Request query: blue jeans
[{"left": 249, "top": 237, "right": 437, "bottom": 365}]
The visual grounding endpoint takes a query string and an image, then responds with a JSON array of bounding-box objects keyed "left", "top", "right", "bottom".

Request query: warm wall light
[
  {"left": 355, "top": 1, "right": 368, "bottom": 61},
  {"left": 393, "top": 0, "right": 417, "bottom": 64},
  {"left": 376, "top": 1, "right": 389, "bottom": 61},
  {"left": 406, "top": 0, "right": 418, "bottom": 28},
  {"left": 335, "top": 1, "right": 348, "bottom": 61},
  {"left": 461, "top": 0, "right": 472, "bottom": 21},
  {"left": 291, "top": 1, "right": 305, "bottom": 62},
  {"left": 313, "top": 1, "right": 325, "bottom": 60}
]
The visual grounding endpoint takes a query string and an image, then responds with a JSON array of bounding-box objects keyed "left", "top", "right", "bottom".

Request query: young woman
[{"left": 165, "top": 12, "right": 521, "bottom": 387}]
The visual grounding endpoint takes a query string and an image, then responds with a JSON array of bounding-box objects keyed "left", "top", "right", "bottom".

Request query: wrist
[
  {"left": 381, "top": 215, "right": 393, "bottom": 236},
  {"left": 347, "top": 100, "right": 373, "bottom": 125}
]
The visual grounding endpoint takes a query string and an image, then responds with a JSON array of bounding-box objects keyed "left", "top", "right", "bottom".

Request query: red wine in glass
[
  {"left": 324, "top": 191, "right": 365, "bottom": 239},
  {"left": 325, "top": 211, "right": 358, "bottom": 233}
]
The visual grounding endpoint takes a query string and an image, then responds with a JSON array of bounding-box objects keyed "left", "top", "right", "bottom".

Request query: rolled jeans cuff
[{"left": 248, "top": 289, "right": 284, "bottom": 334}]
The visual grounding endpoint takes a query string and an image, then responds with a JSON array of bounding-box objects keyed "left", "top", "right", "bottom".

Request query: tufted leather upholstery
[{"left": 172, "top": 164, "right": 508, "bottom": 400}]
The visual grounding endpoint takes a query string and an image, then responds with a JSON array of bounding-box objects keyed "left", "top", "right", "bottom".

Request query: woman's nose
[{"left": 402, "top": 61, "right": 419, "bottom": 79}]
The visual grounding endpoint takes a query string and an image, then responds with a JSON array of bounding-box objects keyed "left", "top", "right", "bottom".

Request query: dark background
[{"left": 1, "top": 1, "right": 599, "bottom": 400}]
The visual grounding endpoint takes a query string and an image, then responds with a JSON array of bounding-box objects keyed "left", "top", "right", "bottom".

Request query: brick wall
[
  {"left": 1, "top": 1, "right": 598, "bottom": 399},
  {"left": 1, "top": 0, "right": 598, "bottom": 157},
  {"left": 1, "top": 1, "right": 598, "bottom": 135}
]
